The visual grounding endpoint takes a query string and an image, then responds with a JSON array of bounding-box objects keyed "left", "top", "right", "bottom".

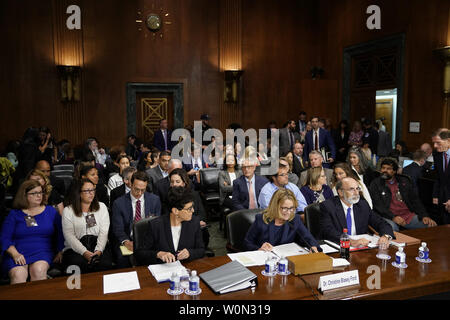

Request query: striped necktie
[{"left": 135, "top": 199, "right": 142, "bottom": 222}]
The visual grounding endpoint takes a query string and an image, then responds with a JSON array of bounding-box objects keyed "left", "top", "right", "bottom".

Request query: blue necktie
[{"left": 346, "top": 207, "right": 352, "bottom": 235}]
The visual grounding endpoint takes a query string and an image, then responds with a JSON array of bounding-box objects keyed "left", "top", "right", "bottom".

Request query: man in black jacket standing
[{"left": 369, "top": 158, "right": 437, "bottom": 232}]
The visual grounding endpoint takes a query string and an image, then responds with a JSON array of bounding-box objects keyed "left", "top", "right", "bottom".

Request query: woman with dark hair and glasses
[
  {"left": 75, "top": 164, "right": 109, "bottom": 208},
  {"left": 243, "top": 189, "right": 319, "bottom": 252},
  {"left": 135, "top": 187, "right": 205, "bottom": 265},
  {"left": 218, "top": 153, "right": 242, "bottom": 211},
  {"left": 1, "top": 180, "right": 64, "bottom": 284},
  {"left": 346, "top": 147, "right": 379, "bottom": 187},
  {"left": 62, "top": 178, "right": 112, "bottom": 273}
]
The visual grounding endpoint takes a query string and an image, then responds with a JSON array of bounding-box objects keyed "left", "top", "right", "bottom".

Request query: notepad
[
  {"left": 148, "top": 261, "right": 189, "bottom": 283},
  {"left": 271, "top": 242, "right": 309, "bottom": 258},
  {"left": 103, "top": 271, "right": 141, "bottom": 294},
  {"left": 227, "top": 250, "right": 277, "bottom": 267},
  {"left": 120, "top": 245, "right": 133, "bottom": 256}
]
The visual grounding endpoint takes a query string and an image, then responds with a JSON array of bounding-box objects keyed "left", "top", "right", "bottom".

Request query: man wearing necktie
[
  {"left": 303, "top": 116, "right": 336, "bottom": 168},
  {"left": 153, "top": 119, "right": 172, "bottom": 151},
  {"left": 432, "top": 129, "right": 450, "bottom": 224},
  {"left": 319, "top": 177, "right": 394, "bottom": 246}
]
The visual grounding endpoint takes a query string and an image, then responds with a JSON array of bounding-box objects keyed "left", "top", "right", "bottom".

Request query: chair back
[
  {"left": 51, "top": 170, "right": 74, "bottom": 177},
  {"left": 133, "top": 216, "right": 159, "bottom": 253},
  {"left": 226, "top": 208, "right": 263, "bottom": 252},
  {"left": 304, "top": 203, "right": 322, "bottom": 240},
  {"left": 53, "top": 164, "right": 74, "bottom": 172},
  {"left": 199, "top": 168, "right": 220, "bottom": 193}
]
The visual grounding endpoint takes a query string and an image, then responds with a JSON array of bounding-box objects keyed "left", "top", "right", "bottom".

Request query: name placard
[{"left": 318, "top": 270, "right": 359, "bottom": 292}]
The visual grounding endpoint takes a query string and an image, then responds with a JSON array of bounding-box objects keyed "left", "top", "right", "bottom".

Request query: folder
[{"left": 199, "top": 260, "right": 257, "bottom": 294}]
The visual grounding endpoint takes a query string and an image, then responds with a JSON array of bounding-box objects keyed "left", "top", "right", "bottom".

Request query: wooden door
[
  {"left": 375, "top": 98, "right": 393, "bottom": 137},
  {"left": 136, "top": 93, "right": 174, "bottom": 144}
]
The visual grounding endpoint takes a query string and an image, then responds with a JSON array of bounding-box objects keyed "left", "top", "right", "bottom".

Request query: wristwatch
[{"left": 383, "top": 234, "right": 392, "bottom": 240}]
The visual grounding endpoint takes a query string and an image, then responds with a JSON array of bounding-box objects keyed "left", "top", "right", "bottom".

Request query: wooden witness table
[{"left": 0, "top": 225, "right": 449, "bottom": 300}]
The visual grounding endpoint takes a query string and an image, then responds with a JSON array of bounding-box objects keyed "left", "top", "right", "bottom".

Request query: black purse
[{"left": 79, "top": 235, "right": 98, "bottom": 252}]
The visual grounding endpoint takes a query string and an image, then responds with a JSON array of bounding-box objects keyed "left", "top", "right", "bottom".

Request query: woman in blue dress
[
  {"left": 300, "top": 167, "right": 334, "bottom": 205},
  {"left": 1, "top": 179, "right": 64, "bottom": 284}
]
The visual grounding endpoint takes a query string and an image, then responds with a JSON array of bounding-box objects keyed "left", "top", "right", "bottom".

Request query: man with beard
[
  {"left": 320, "top": 177, "right": 393, "bottom": 246},
  {"left": 369, "top": 158, "right": 437, "bottom": 232}
]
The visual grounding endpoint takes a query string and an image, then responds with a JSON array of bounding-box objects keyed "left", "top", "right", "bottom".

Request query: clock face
[{"left": 146, "top": 13, "right": 161, "bottom": 32}]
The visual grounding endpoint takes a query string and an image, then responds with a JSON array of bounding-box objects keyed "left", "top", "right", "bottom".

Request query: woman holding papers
[
  {"left": 134, "top": 187, "right": 205, "bottom": 265},
  {"left": 243, "top": 189, "right": 320, "bottom": 252}
]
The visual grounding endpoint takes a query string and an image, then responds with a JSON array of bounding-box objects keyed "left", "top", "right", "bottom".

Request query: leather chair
[
  {"left": 304, "top": 203, "right": 322, "bottom": 240},
  {"left": 133, "top": 216, "right": 160, "bottom": 254},
  {"left": 51, "top": 170, "right": 74, "bottom": 177},
  {"left": 53, "top": 164, "right": 74, "bottom": 172},
  {"left": 199, "top": 168, "right": 221, "bottom": 219},
  {"left": 226, "top": 208, "right": 263, "bottom": 253}
]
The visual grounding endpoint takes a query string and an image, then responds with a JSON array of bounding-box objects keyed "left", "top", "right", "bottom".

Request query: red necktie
[
  {"left": 314, "top": 130, "right": 319, "bottom": 150},
  {"left": 135, "top": 199, "right": 141, "bottom": 222}
]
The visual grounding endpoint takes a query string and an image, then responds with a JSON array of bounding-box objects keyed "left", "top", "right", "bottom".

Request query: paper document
[
  {"left": 320, "top": 244, "right": 339, "bottom": 254},
  {"left": 103, "top": 271, "right": 140, "bottom": 294},
  {"left": 228, "top": 250, "right": 277, "bottom": 267},
  {"left": 148, "top": 261, "right": 189, "bottom": 283},
  {"left": 120, "top": 245, "right": 133, "bottom": 256},
  {"left": 271, "top": 242, "right": 309, "bottom": 258},
  {"left": 331, "top": 257, "right": 350, "bottom": 267}
]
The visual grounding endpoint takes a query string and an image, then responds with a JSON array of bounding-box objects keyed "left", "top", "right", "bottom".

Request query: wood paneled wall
[{"left": 1, "top": 0, "right": 449, "bottom": 152}]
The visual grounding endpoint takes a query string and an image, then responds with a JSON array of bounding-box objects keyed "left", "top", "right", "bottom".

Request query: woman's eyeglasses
[
  {"left": 280, "top": 207, "right": 296, "bottom": 213},
  {"left": 81, "top": 189, "right": 96, "bottom": 194},
  {"left": 27, "top": 191, "right": 44, "bottom": 197}
]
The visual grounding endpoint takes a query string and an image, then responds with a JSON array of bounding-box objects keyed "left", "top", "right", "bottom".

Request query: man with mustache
[
  {"left": 320, "top": 177, "right": 393, "bottom": 246},
  {"left": 369, "top": 158, "right": 437, "bottom": 232}
]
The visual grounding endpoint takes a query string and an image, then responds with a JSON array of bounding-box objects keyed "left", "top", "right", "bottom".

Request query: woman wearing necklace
[
  {"left": 1, "top": 180, "right": 64, "bottom": 284},
  {"left": 135, "top": 187, "right": 205, "bottom": 265},
  {"left": 300, "top": 167, "right": 334, "bottom": 205}
]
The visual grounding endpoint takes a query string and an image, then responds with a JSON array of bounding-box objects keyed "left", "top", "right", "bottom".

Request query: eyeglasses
[
  {"left": 27, "top": 191, "right": 44, "bottom": 197},
  {"left": 132, "top": 187, "right": 146, "bottom": 194},
  {"left": 81, "top": 189, "right": 96, "bottom": 194},
  {"left": 182, "top": 206, "right": 195, "bottom": 212},
  {"left": 277, "top": 173, "right": 289, "bottom": 177},
  {"left": 343, "top": 187, "right": 361, "bottom": 193},
  {"left": 280, "top": 207, "right": 296, "bottom": 213}
]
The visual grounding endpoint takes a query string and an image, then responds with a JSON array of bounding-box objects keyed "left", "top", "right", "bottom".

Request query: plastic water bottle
[
  {"left": 264, "top": 255, "right": 276, "bottom": 276},
  {"left": 419, "top": 242, "right": 429, "bottom": 260},
  {"left": 340, "top": 228, "right": 350, "bottom": 260},
  {"left": 189, "top": 270, "right": 200, "bottom": 293},
  {"left": 393, "top": 246, "right": 407, "bottom": 268},
  {"left": 278, "top": 255, "right": 289, "bottom": 275},
  {"left": 169, "top": 272, "right": 180, "bottom": 291}
]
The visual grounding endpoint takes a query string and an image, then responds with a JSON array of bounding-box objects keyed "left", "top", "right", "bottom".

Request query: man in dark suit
[
  {"left": 109, "top": 166, "right": 137, "bottom": 207},
  {"left": 153, "top": 119, "right": 173, "bottom": 152},
  {"left": 303, "top": 116, "right": 336, "bottom": 168},
  {"left": 35, "top": 160, "right": 66, "bottom": 196},
  {"left": 375, "top": 122, "right": 392, "bottom": 157},
  {"left": 432, "top": 129, "right": 450, "bottom": 224},
  {"left": 362, "top": 119, "right": 379, "bottom": 156},
  {"left": 292, "top": 142, "right": 306, "bottom": 177},
  {"left": 320, "top": 177, "right": 394, "bottom": 246},
  {"left": 294, "top": 111, "right": 308, "bottom": 136},
  {"left": 279, "top": 120, "right": 301, "bottom": 157},
  {"left": 232, "top": 158, "right": 269, "bottom": 211},
  {"left": 145, "top": 150, "right": 171, "bottom": 192},
  {"left": 111, "top": 171, "right": 162, "bottom": 268},
  {"left": 402, "top": 149, "right": 427, "bottom": 190}
]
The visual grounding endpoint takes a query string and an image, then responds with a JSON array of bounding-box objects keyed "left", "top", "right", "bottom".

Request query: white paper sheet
[
  {"left": 103, "top": 271, "right": 141, "bottom": 294},
  {"left": 227, "top": 251, "right": 277, "bottom": 267},
  {"left": 272, "top": 242, "right": 309, "bottom": 258},
  {"left": 148, "top": 260, "right": 189, "bottom": 283},
  {"left": 320, "top": 244, "right": 339, "bottom": 254},
  {"left": 331, "top": 257, "right": 350, "bottom": 267}
]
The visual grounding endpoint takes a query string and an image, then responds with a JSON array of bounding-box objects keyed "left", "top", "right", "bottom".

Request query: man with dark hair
[
  {"left": 153, "top": 119, "right": 173, "bottom": 152},
  {"left": 402, "top": 149, "right": 427, "bottom": 189},
  {"left": 125, "top": 134, "right": 138, "bottom": 160},
  {"left": 369, "top": 158, "right": 437, "bottom": 232},
  {"left": 295, "top": 111, "right": 307, "bottom": 135},
  {"left": 145, "top": 150, "right": 171, "bottom": 192},
  {"left": 303, "top": 116, "right": 336, "bottom": 168},
  {"left": 362, "top": 119, "right": 379, "bottom": 156},
  {"left": 111, "top": 171, "right": 161, "bottom": 268},
  {"left": 35, "top": 160, "right": 66, "bottom": 196},
  {"left": 432, "top": 129, "right": 450, "bottom": 224},
  {"left": 109, "top": 166, "right": 137, "bottom": 207},
  {"left": 279, "top": 120, "right": 301, "bottom": 156}
]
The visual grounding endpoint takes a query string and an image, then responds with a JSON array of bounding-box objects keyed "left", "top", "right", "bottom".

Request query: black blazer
[
  {"left": 432, "top": 151, "right": 450, "bottom": 203},
  {"left": 402, "top": 162, "right": 423, "bottom": 190},
  {"left": 319, "top": 196, "right": 394, "bottom": 243},
  {"left": 231, "top": 175, "right": 269, "bottom": 211},
  {"left": 153, "top": 129, "right": 173, "bottom": 151},
  {"left": 110, "top": 184, "right": 126, "bottom": 208},
  {"left": 292, "top": 154, "right": 306, "bottom": 177},
  {"left": 134, "top": 214, "right": 205, "bottom": 265}
]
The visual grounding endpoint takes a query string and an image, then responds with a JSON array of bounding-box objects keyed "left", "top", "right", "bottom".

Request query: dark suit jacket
[
  {"left": 231, "top": 175, "right": 269, "bottom": 211},
  {"left": 111, "top": 192, "right": 162, "bottom": 244},
  {"left": 369, "top": 175, "right": 428, "bottom": 221},
  {"left": 50, "top": 175, "right": 67, "bottom": 197},
  {"left": 244, "top": 214, "right": 319, "bottom": 251},
  {"left": 377, "top": 130, "right": 392, "bottom": 157},
  {"left": 145, "top": 166, "right": 165, "bottom": 193},
  {"left": 153, "top": 129, "right": 173, "bottom": 151},
  {"left": 218, "top": 170, "right": 242, "bottom": 204},
  {"left": 319, "top": 196, "right": 394, "bottom": 243},
  {"left": 134, "top": 214, "right": 205, "bottom": 265},
  {"left": 402, "top": 162, "right": 423, "bottom": 190},
  {"left": 292, "top": 154, "right": 306, "bottom": 177},
  {"left": 110, "top": 184, "right": 126, "bottom": 208},
  {"left": 432, "top": 151, "right": 450, "bottom": 204},
  {"left": 331, "top": 129, "right": 350, "bottom": 162},
  {"left": 304, "top": 128, "right": 336, "bottom": 168}
]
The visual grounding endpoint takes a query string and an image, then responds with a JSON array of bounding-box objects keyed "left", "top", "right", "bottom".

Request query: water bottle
[
  {"left": 264, "top": 255, "right": 276, "bottom": 275},
  {"left": 169, "top": 272, "right": 180, "bottom": 291},
  {"left": 189, "top": 270, "right": 200, "bottom": 293},
  {"left": 418, "top": 242, "right": 429, "bottom": 260},
  {"left": 394, "top": 246, "right": 407, "bottom": 268},
  {"left": 278, "top": 255, "right": 288, "bottom": 274},
  {"left": 340, "top": 228, "right": 350, "bottom": 260}
]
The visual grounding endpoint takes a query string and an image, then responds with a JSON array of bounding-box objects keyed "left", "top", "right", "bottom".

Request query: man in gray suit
[
  {"left": 145, "top": 150, "right": 171, "bottom": 192},
  {"left": 279, "top": 120, "right": 301, "bottom": 156},
  {"left": 297, "top": 150, "right": 333, "bottom": 187}
]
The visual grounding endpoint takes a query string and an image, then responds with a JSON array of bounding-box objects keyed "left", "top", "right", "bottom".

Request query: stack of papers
[
  {"left": 103, "top": 271, "right": 141, "bottom": 294},
  {"left": 331, "top": 257, "right": 350, "bottom": 267},
  {"left": 271, "top": 242, "right": 309, "bottom": 258},
  {"left": 148, "top": 261, "right": 189, "bottom": 283}
]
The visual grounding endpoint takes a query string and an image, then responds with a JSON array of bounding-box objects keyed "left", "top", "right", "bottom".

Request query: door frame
[
  {"left": 126, "top": 82, "right": 184, "bottom": 136},
  {"left": 342, "top": 33, "right": 406, "bottom": 140}
]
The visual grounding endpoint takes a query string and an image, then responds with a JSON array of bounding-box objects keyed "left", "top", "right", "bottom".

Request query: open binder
[{"left": 199, "top": 260, "right": 258, "bottom": 294}]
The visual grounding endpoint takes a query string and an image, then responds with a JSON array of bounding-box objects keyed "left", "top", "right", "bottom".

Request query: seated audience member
[
  {"left": 300, "top": 167, "right": 334, "bottom": 205},
  {"left": 297, "top": 150, "right": 333, "bottom": 187},
  {"left": 257, "top": 142, "right": 269, "bottom": 164},
  {"left": 134, "top": 187, "right": 205, "bottom": 265},
  {"left": 38, "top": 127, "right": 57, "bottom": 165},
  {"left": 145, "top": 150, "right": 171, "bottom": 193},
  {"left": 153, "top": 159, "right": 183, "bottom": 207},
  {"left": 84, "top": 137, "right": 107, "bottom": 167},
  {"left": 347, "top": 147, "right": 379, "bottom": 187},
  {"left": 232, "top": 157, "right": 269, "bottom": 211},
  {"left": 137, "top": 151, "right": 153, "bottom": 172},
  {"left": 183, "top": 143, "right": 205, "bottom": 188},
  {"left": 432, "top": 129, "right": 450, "bottom": 225},
  {"left": 149, "top": 148, "right": 160, "bottom": 169},
  {"left": 78, "top": 164, "right": 109, "bottom": 208},
  {"left": 26, "top": 169, "right": 64, "bottom": 215},
  {"left": 111, "top": 171, "right": 161, "bottom": 268},
  {"left": 369, "top": 158, "right": 437, "bottom": 232},
  {"left": 361, "top": 142, "right": 377, "bottom": 168},
  {"left": 282, "top": 152, "right": 299, "bottom": 185},
  {"left": 402, "top": 149, "right": 427, "bottom": 190},
  {"left": 109, "top": 166, "right": 137, "bottom": 207},
  {"left": 244, "top": 189, "right": 319, "bottom": 252},
  {"left": 420, "top": 142, "right": 434, "bottom": 165},
  {"left": 1, "top": 180, "right": 64, "bottom": 284},
  {"left": 292, "top": 142, "right": 307, "bottom": 176},
  {"left": 320, "top": 177, "right": 394, "bottom": 246},
  {"left": 62, "top": 179, "right": 112, "bottom": 273},
  {"left": 56, "top": 139, "right": 74, "bottom": 164},
  {"left": 331, "top": 162, "right": 373, "bottom": 209},
  {"left": 35, "top": 160, "right": 66, "bottom": 197},
  {"left": 104, "top": 145, "right": 127, "bottom": 178},
  {"left": 258, "top": 158, "right": 307, "bottom": 212},
  {"left": 125, "top": 134, "right": 138, "bottom": 160},
  {"left": 219, "top": 154, "right": 242, "bottom": 210},
  {"left": 107, "top": 154, "right": 130, "bottom": 194}
]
